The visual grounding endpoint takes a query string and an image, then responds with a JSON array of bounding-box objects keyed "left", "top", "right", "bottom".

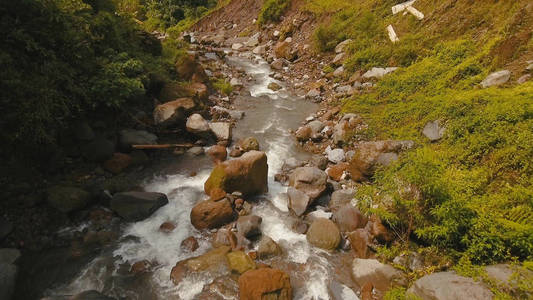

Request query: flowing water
[{"left": 42, "top": 51, "right": 358, "bottom": 300}]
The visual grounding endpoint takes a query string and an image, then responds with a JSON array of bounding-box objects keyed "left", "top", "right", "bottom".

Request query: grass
[
  {"left": 212, "top": 78, "right": 233, "bottom": 95},
  {"left": 306, "top": 0, "right": 533, "bottom": 274}
]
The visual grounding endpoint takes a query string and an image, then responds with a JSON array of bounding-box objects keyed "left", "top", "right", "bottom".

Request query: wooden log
[{"left": 132, "top": 144, "right": 194, "bottom": 149}]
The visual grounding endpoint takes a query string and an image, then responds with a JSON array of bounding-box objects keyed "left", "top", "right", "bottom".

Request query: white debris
[
  {"left": 387, "top": 25, "right": 400, "bottom": 43},
  {"left": 392, "top": 0, "right": 416, "bottom": 14},
  {"left": 406, "top": 6, "right": 424, "bottom": 20}
]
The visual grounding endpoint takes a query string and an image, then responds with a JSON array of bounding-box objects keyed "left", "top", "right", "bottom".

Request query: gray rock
[
  {"left": 119, "top": 129, "right": 157, "bottom": 150},
  {"left": 332, "top": 53, "right": 345, "bottom": 66},
  {"left": 326, "top": 148, "right": 345, "bottom": 164},
  {"left": 407, "top": 271, "right": 493, "bottom": 300},
  {"left": 305, "top": 209, "right": 332, "bottom": 222},
  {"left": 257, "top": 236, "right": 282, "bottom": 259},
  {"left": 484, "top": 264, "right": 533, "bottom": 292},
  {"left": 287, "top": 187, "right": 311, "bottom": 216},
  {"left": 517, "top": 74, "right": 531, "bottom": 84},
  {"left": 83, "top": 137, "right": 114, "bottom": 162},
  {"left": 0, "top": 262, "right": 17, "bottom": 300},
  {"left": 306, "top": 89, "right": 321, "bottom": 99},
  {"left": 335, "top": 39, "right": 352, "bottom": 54},
  {"left": 212, "top": 106, "right": 244, "bottom": 120},
  {"left": 393, "top": 252, "right": 424, "bottom": 272},
  {"left": 332, "top": 204, "right": 367, "bottom": 232},
  {"left": 47, "top": 186, "right": 91, "bottom": 213},
  {"left": 230, "top": 77, "right": 243, "bottom": 87},
  {"left": 0, "top": 217, "right": 13, "bottom": 241},
  {"left": 310, "top": 155, "right": 328, "bottom": 170},
  {"left": 231, "top": 43, "right": 244, "bottom": 50},
  {"left": 362, "top": 67, "right": 398, "bottom": 79},
  {"left": 110, "top": 192, "right": 168, "bottom": 221},
  {"left": 209, "top": 122, "right": 232, "bottom": 141},
  {"left": 329, "top": 189, "right": 356, "bottom": 212},
  {"left": 423, "top": 120, "right": 446, "bottom": 141},
  {"left": 0, "top": 249, "right": 20, "bottom": 264},
  {"left": 186, "top": 114, "right": 211, "bottom": 136},
  {"left": 289, "top": 167, "right": 328, "bottom": 200},
  {"left": 352, "top": 258, "right": 406, "bottom": 292},
  {"left": 236, "top": 215, "right": 262, "bottom": 238},
  {"left": 268, "top": 82, "right": 282, "bottom": 91},
  {"left": 271, "top": 58, "right": 285, "bottom": 70},
  {"left": 329, "top": 281, "right": 359, "bottom": 300},
  {"left": 335, "top": 85, "right": 353, "bottom": 95},
  {"left": 345, "top": 150, "right": 356, "bottom": 161},
  {"left": 376, "top": 152, "right": 399, "bottom": 166},
  {"left": 282, "top": 158, "right": 305, "bottom": 172},
  {"left": 253, "top": 45, "right": 267, "bottom": 55},
  {"left": 245, "top": 33, "right": 260, "bottom": 47},
  {"left": 481, "top": 70, "right": 511, "bottom": 88},
  {"left": 333, "top": 66, "right": 345, "bottom": 77},
  {"left": 308, "top": 120, "right": 325, "bottom": 137},
  {"left": 188, "top": 146, "right": 204, "bottom": 156}
]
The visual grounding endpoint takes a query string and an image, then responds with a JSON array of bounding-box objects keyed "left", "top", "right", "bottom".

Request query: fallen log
[{"left": 132, "top": 143, "right": 194, "bottom": 149}]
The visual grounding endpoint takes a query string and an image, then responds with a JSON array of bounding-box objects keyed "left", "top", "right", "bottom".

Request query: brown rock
[
  {"left": 204, "top": 151, "right": 268, "bottom": 197},
  {"left": 295, "top": 126, "right": 312, "bottom": 141},
  {"left": 306, "top": 218, "right": 341, "bottom": 250},
  {"left": 238, "top": 268, "right": 292, "bottom": 300},
  {"left": 181, "top": 236, "right": 199, "bottom": 252},
  {"left": 348, "top": 140, "right": 414, "bottom": 181},
  {"left": 289, "top": 167, "right": 328, "bottom": 200},
  {"left": 361, "top": 282, "right": 373, "bottom": 300},
  {"left": 159, "top": 221, "right": 176, "bottom": 233},
  {"left": 171, "top": 246, "right": 231, "bottom": 285},
  {"left": 212, "top": 228, "right": 238, "bottom": 249},
  {"left": 187, "top": 82, "right": 208, "bottom": 101},
  {"left": 207, "top": 145, "right": 227, "bottom": 164},
  {"left": 209, "top": 188, "right": 227, "bottom": 201},
  {"left": 190, "top": 198, "right": 235, "bottom": 230},
  {"left": 131, "top": 260, "right": 151, "bottom": 274},
  {"left": 229, "top": 148, "right": 243, "bottom": 157},
  {"left": 327, "top": 163, "right": 348, "bottom": 181},
  {"left": 153, "top": 97, "right": 196, "bottom": 126},
  {"left": 239, "top": 137, "right": 260, "bottom": 152},
  {"left": 103, "top": 153, "right": 133, "bottom": 174},
  {"left": 332, "top": 204, "right": 368, "bottom": 232},
  {"left": 370, "top": 215, "right": 394, "bottom": 243},
  {"left": 348, "top": 229, "right": 372, "bottom": 258}
]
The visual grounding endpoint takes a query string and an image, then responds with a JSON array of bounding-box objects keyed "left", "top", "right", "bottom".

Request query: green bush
[
  {"left": 258, "top": 0, "right": 291, "bottom": 25},
  {"left": 212, "top": 78, "right": 233, "bottom": 96}
]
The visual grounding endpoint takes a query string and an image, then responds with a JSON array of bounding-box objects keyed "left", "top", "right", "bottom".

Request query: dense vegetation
[
  {"left": 0, "top": 0, "right": 215, "bottom": 172},
  {"left": 308, "top": 0, "right": 533, "bottom": 271}
]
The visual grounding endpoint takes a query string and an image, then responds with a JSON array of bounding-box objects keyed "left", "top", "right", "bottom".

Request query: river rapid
[{"left": 43, "top": 50, "right": 359, "bottom": 300}]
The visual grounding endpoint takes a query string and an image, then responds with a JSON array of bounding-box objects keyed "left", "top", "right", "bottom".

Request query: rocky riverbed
[{"left": 2, "top": 24, "right": 531, "bottom": 300}]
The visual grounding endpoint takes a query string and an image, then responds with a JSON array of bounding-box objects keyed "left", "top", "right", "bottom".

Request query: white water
[{"left": 49, "top": 52, "right": 340, "bottom": 300}]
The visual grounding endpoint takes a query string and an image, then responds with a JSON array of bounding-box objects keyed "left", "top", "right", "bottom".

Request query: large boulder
[
  {"left": 186, "top": 113, "right": 211, "bottom": 136},
  {"left": 332, "top": 204, "right": 368, "bottom": 232},
  {"left": 289, "top": 167, "right": 328, "bottom": 200},
  {"left": 351, "top": 258, "right": 406, "bottom": 292},
  {"left": 153, "top": 97, "right": 196, "bottom": 126},
  {"left": 171, "top": 246, "right": 231, "bottom": 285},
  {"left": 0, "top": 217, "right": 13, "bottom": 241},
  {"left": 119, "top": 129, "right": 157, "bottom": 151},
  {"left": 110, "top": 192, "right": 168, "bottom": 221},
  {"left": 306, "top": 218, "right": 341, "bottom": 250},
  {"left": 480, "top": 70, "right": 511, "bottom": 88},
  {"left": 348, "top": 229, "right": 372, "bottom": 258},
  {"left": 204, "top": 151, "right": 268, "bottom": 197},
  {"left": 47, "top": 186, "right": 91, "bottom": 213},
  {"left": 407, "top": 271, "right": 493, "bottom": 300},
  {"left": 287, "top": 187, "right": 311, "bottom": 217},
  {"left": 348, "top": 140, "right": 414, "bottom": 181},
  {"left": 190, "top": 198, "right": 235, "bottom": 230},
  {"left": 238, "top": 268, "right": 292, "bottom": 300},
  {"left": 237, "top": 215, "right": 262, "bottom": 238}
]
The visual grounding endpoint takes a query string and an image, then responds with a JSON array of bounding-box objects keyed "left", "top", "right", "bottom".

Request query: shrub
[
  {"left": 258, "top": 0, "right": 291, "bottom": 25},
  {"left": 212, "top": 78, "right": 233, "bottom": 96}
]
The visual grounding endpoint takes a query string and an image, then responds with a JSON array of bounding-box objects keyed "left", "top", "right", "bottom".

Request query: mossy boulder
[
  {"left": 226, "top": 251, "right": 256, "bottom": 274},
  {"left": 47, "top": 186, "right": 91, "bottom": 213},
  {"left": 190, "top": 198, "right": 235, "bottom": 230},
  {"left": 204, "top": 151, "right": 268, "bottom": 197},
  {"left": 306, "top": 218, "right": 341, "bottom": 251}
]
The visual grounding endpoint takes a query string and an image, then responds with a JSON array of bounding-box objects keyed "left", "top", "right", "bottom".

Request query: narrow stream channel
[{"left": 44, "top": 51, "right": 357, "bottom": 300}]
